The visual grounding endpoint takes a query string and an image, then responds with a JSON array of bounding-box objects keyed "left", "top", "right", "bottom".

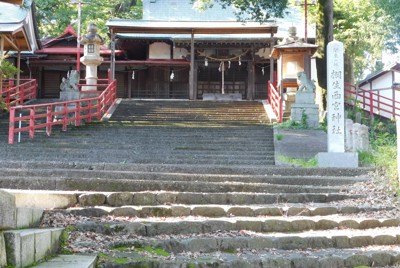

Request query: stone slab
[
  {"left": 16, "top": 207, "right": 44, "bottom": 228},
  {"left": 317, "top": 152, "right": 359, "bottom": 168},
  {"left": 34, "top": 254, "right": 97, "bottom": 268},
  {"left": 0, "top": 189, "right": 16, "bottom": 230},
  {"left": 4, "top": 228, "right": 64, "bottom": 268},
  {"left": 0, "top": 232, "right": 6, "bottom": 267},
  {"left": 202, "top": 93, "right": 242, "bottom": 101},
  {"left": 35, "top": 229, "right": 52, "bottom": 262},
  {"left": 4, "top": 229, "right": 36, "bottom": 268},
  {"left": 6, "top": 190, "right": 78, "bottom": 209}
]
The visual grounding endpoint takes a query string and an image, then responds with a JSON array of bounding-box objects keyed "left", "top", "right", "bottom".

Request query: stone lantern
[
  {"left": 80, "top": 23, "right": 104, "bottom": 92},
  {"left": 270, "top": 26, "right": 319, "bottom": 127}
]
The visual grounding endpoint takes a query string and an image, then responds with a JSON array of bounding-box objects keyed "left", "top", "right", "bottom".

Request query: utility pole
[
  {"left": 296, "top": 0, "right": 316, "bottom": 43},
  {"left": 70, "top": 0, "right": 88, "bottom": 73}
]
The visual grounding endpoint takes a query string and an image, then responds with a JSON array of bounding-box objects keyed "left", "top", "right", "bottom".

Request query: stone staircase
[{"left": 0, "top": 100, "right": 399, "bottom": 268}]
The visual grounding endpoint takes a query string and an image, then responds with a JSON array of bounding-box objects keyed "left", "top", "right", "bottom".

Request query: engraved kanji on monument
[
  {"left": 317, "top": 40, "right": 358, "bottom": 167},
  {"left": 327, "top": 41, "right": 345, "bottom": 152}
]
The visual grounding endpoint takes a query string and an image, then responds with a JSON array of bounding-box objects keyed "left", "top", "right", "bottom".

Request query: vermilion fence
[
  {"left": 267, "top": 81, "right": 283, "bottom": 123},
  {"left": 8, "top": 79, "right": 117, "bottom": 144},
  {"left": 1, "top": 79, "right": 37, "bottom": 108},
  {"left": 344, "top": 82, "right": 400, "bottom": 119}
]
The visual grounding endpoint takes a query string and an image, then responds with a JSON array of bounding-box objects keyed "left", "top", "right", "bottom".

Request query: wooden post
[
  {"left": 17, "top": 50, "right": 21, "bottom": 86},
  {"left": 0, "top": 34, "right": 4, "bottom": 94},
  {"left": 189, "top": 31, "right": 195, "bottom": 100},
  {"left": 247, "top": 61, "right": 255, "bottom": 100},
  {"left": 110, "top": 31, "right": 116, "bottom": 81}
]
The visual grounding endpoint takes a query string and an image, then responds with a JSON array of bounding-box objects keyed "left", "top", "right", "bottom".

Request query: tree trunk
[
  {"left": 315, "top": 0, "right": 334, "bottom": 111},
  {"left": 344, "top": 53, "right": 355, "bottom": 85}
]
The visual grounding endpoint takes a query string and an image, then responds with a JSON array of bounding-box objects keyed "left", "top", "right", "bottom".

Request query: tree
[
  {"left": 371, "top": 0, "right": 400, "bottom": 54},
  {"left": 35, "top": 0, "right": 143, "bottom": 38},
  {"left": 330, "top": 0, "right": 387, "bottom": 82},
  {"left": 193, "top": 0, "right": 333, "bottom": 109}
]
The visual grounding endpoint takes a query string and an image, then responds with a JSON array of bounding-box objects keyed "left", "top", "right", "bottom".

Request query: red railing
[
  {"left": 344, "top": 82, "right": 400, "bottom": 119},
  {"left": 1, "top": 79, "right": 37, "bottom": 108},
  {"left": 267, "top": 80, "right": 283, "bottom": 123},
  {"left": 8, "top": 79, "right": 117, "bottom": 144}
]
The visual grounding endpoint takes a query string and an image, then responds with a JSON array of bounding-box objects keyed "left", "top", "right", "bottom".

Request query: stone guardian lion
[{"left": 297, "top": 71, "right": 315, "bottom": 93}]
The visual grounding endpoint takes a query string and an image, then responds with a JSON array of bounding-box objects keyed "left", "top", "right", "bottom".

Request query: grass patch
[
  {"left": 110, "top": 243, "right": 170, "bottom": 257},
  {"left": 135, "top": 246, "right": 170, "bottom": 257},
  {"left": 97, "top": 253, "right": 129, "bottom": 265},
  {"left": 275, "top": 133, "right": 284, "bottom": 141},
  {"left": 278, "top": 155, "right": 318, "bottom": 168}
]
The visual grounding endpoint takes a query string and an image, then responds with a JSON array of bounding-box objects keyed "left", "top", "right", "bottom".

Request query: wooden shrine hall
[{"left": 106, "top": 20, "right": 279, "bottom": 100}]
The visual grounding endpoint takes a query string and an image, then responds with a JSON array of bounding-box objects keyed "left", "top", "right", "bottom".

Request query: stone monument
[
  {"left": 290, "top": 71, "right": 319, "bottom": 128},
  {"left": 80, "top": 23, "right": 104, "bottom": 94},
  {"left": 317, "top": 40, "right": 358, "bottom": 167}
]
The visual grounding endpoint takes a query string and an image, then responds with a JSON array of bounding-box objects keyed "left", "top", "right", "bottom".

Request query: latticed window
[{"left": 88, "top": 44, "right": 95, "bottom": 54}]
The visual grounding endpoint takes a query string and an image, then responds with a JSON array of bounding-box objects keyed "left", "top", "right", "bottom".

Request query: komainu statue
[
  {"left": 297, "top": 71, "right": 315, "bottom": 93},
  {"left": 60, "top": 70, "right": 80, "bottom": 92}
]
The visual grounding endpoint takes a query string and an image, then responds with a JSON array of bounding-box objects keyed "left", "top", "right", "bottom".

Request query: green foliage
[
  {"left": 35, "top": 0, "right": 143, "bottom": 38},
  {"left": 278, "top": 155, "right": 318, "bottom": 167},
  {"left": 97, "top": 253, "right": 129, "bottom": 265},
  {"left": 0, "top": 97, "right": 8, "bottom": 112},
  {"left": 0, "top": 58, "right": 19, "bottom": 79},
  {"left": 371, "top": 0, "right": 400, "bottom": 53},
  {"left": 275, "top": 133, "right": 284, "bottom": 141},
  {"left": 274, "top": 112, "right": 309, "bottom": 130},
  {"left": 192, "top": 0, "right": 289, "bottom": 21}
]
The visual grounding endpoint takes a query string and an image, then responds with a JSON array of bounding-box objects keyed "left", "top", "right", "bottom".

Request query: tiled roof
[
  {"left": 0, "top": 0, "right": 40, "bottom": 51},
  {"left": 141, "top": 0, "right": 315, "bottom": 39}
]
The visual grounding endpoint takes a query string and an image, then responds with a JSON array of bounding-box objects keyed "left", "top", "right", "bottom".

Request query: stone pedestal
[
  {"left": 317, "top": 152, "right": 359, "bottom": 168},
  {"left": 60, "top": 91, "right": 80, "bottom": 102},
  {"left": 291, "top": 91, "right": 319, "bottom": 128},
  {"left": 202, "top": 93, "right": 242, "bottom": 101},
  {"left": 283, "top": 92, "right": 296, "bottom": 114}
]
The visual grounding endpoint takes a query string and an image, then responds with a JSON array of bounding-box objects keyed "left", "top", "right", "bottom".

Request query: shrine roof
[
  {"left": 107, "top": 20, "right": 278, "bottom": 35},
  {"left": 0, "top": 0, "right": 40, "bottom": 51},
  {"left": 270, "top": 41, "right": 318, "bottom": 58}
]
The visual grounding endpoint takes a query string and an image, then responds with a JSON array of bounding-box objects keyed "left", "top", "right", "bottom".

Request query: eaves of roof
[{"left": 107, "top": 20, "right": 278, "bottom": 35}]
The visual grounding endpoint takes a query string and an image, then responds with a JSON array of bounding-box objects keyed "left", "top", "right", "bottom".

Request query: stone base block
[
  {"left": 59, "top": 91, "right": 80, "bottom": 102},
  {"left": 291, "top": 104, "right": 320, "bottom": 129},
  {"left": 0, "top": 189, "right": 16, "bottom": 230},
  {"left": 295, "top": 91, "right": 316, "bottom": 104},
  {"left": 317, "top": 152, "right": 359, "bottom": 168},
  {"left": 202, "top": 93, "right": 242, "bottom": 101}
]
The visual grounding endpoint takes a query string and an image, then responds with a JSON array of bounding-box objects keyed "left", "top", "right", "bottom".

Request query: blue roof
[
  {"left": 0, "top": 0, "right": 40, "bottom": 51},
  {"left": 141, "top": 0, "right": 315, "bottom": 39}
]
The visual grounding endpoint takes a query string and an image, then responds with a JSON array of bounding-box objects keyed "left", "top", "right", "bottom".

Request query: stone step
[
  {"left": 3, "top": 227, "right": 64, "bottom": 268},
  {"left": 52, "top": 213, "right": 400, "bottom": 237},
  {"left": 4, "top": 189, "right": 364, "bottom": 208},
  {"left": 0, "top": 177, "right": 351, "bottom": 193},
  {"left": 93, "top": 246, "right": 400, "bottom": 268},
  {"left": 0, "top": 156, "right": 274, "bottom": 166},
  {"left": 34, "top": 254, "right": 97, "bottom": 268},
  {"left": 0, "top": 161, "right": 372, "bottom": 176},
  {"left": 54, "top": 203, "right": 395, "bottom": 218},
  {"left": 71, "top": 227, "right": 400, "bottom": 254},
  {"left": 0, "top": 168, "right": 366, "bottom": 186}
]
